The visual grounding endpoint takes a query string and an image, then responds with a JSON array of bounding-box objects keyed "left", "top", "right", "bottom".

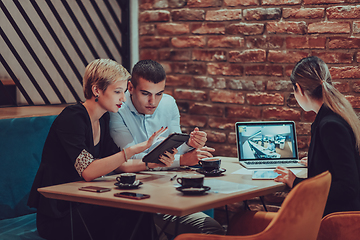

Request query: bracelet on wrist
[{"left": 123, "top": 148, "right": 128, "bottom": 162}]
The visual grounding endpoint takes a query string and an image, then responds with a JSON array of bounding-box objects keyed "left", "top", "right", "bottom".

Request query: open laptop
[{"left": 235, "top": 121, "right": 306, "bottom": 169}]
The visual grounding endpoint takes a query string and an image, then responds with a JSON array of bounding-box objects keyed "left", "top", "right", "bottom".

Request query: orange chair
[
  {"left": 317, "top": 211, "right": 360, "bottom": 240},
  {"left": 174, "top": 171, "right": 331, "bottom": 240}
]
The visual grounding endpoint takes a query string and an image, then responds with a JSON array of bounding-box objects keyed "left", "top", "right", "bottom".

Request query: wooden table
[{"left": 38, "top": 157, "right": 306, "bottom": 217}]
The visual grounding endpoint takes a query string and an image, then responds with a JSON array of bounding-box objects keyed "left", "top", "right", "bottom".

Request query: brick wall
[{"left": 138, "top": 0, "right": 360, "bottom": 157}]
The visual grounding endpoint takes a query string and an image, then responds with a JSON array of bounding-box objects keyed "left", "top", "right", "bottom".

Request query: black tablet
[{"left": 142, "top": 133, "right": 190, "bottom": 164}]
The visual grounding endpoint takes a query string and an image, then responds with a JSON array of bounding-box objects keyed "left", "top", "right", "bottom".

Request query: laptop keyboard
[{"left": 244, "top": 160, "right": 299, "bottom": 165}]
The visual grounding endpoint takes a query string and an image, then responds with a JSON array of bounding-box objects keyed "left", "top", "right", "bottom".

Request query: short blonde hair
[{"left": 83, "top": 59, "right": 130, "bottom": 99}]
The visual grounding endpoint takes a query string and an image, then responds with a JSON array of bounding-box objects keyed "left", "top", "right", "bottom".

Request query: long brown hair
[{"left": 290, "top": 56, "right": 360, "bottom": 151}]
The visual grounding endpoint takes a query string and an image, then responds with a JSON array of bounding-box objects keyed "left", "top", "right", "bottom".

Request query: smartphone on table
[
  {"left": 78, "top": 186, "right": 112, "bottom": 193},
  {"left": 114, "top": 192, "right": 150, "bottom": 200}
]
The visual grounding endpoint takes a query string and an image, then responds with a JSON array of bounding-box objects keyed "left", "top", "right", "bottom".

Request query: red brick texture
[{"left": 138, "top": 0, "right": 360, "bottom": 157}]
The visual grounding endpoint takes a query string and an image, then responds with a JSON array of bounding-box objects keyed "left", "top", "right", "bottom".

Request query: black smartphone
[
  {"left": 78, "top": 186, "right": 112, "bottom": 193},
  {"left": 114, "top": 192, "right": 150, "bottom": 200}
]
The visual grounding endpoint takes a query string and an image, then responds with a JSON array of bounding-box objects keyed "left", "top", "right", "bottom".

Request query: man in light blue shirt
[
  {"left": 110, "top": 61, "right": 215, "bottom": 171},
  {"left": 109, "top": 60, "right": 224, "bottom": 237},
  {"left": 110, "top": 91, "right": 191, "bottom": 169}
]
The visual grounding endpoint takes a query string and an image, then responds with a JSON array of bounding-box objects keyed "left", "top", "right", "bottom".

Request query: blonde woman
[
  {"left": 28, "top": 59, "right": 174, "bottom": 240},
  {"left": 275, "top": 56, "right": 360, "bottom": 216}
]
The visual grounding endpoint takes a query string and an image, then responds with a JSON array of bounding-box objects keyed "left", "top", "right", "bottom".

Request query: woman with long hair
[{"left": 275, "top": 56, "right": 360, "bottom": 216}]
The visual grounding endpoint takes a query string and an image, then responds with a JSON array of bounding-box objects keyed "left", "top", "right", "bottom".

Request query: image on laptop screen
[{"left": 236, "top": 121, "right": 298, "bottom": 161}]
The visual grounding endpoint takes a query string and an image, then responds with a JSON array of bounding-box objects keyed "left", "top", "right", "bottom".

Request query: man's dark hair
[{"left": 131, "top": 60, "right": 166, "bottom": 88}]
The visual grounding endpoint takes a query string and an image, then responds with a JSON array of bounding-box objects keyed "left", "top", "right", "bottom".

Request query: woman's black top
[
  {"left": 27, "top": 103, "right": 119, "bottom": 218},
  {"left": 293, "top": 104, "right": 360, "bottom": 216}
]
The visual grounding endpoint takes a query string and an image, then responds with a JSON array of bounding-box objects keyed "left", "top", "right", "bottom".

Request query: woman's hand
[
  {"left": 146, "top": 127, "right": 168, "bottom": 149},
  {"left": 148, "top": 148, "right": 177, "bottom": 168},
  {"left": 298, "top": 157, "right": 308, "bottom": 167},
  {"left": 274, "top": 166, "right": 296, "bottom": 188},
  {"left": 133, "top": 127, "right": 168, "bottom": 154}
]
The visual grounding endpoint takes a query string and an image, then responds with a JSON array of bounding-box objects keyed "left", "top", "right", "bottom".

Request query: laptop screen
[{"left": 235, "top": 121, "right": 298, "bottom": 161}]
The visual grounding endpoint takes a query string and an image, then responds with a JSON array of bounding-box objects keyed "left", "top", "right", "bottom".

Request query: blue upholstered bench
[{"left": 0, "top": 115, "right": 57, "bottom": 240}]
